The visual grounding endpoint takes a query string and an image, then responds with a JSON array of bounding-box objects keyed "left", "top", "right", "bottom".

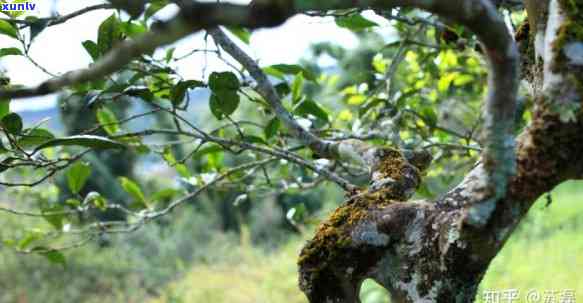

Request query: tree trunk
[{"left": 298, "top": 0, "right": 583, "bottom": 301}]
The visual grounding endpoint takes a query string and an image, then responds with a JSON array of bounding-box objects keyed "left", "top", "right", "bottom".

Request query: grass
[
  {"left": 153, "top": 181, "right": 583, "bottom": 303},
  {"left": 477, "top": 181, "right": 583, "bottom": 302},
  {"left": 150, "top": 237, "right": 308, "bottom": 303}
]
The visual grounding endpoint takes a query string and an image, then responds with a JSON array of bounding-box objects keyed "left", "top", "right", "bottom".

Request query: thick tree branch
[
  {"left": 298, "top": 0, "right": 583, "bottom": 302},
  {"left": 0, "top": 0, "right": 518, "bottom": 231},
  {"left": 0, "top": 4, "right": 114, "bottom": 27}
]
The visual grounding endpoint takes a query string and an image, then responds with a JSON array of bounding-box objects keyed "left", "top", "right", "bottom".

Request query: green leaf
[
  {"left": 96, "top": 107, "right": 119, "bottom": 135},
  {"left": 1, "top": 112, "right": 23, "bottom": 135},
  {"left": 264, "top": 117, "right": 280, "bottom": 139},
  {"left": 0, "top": 139, "right": 7, "bottom": 154},
  {"left": 263, "top": 64, "right": 316, "bottom": 81},
  {"left": 291, "top": 72, "right": 304, "bottom": 104},
  {"left": 209, "top": 91, "right": 240, "bottom": 119},
  {"left": 118, "top": 177, "right": 148, "bottom": 208},
  {"left": 151, "top": 188, "right": 180, "bottom": 204},
  {"left": 420, "top": 107, "right": 438, "bottom": 128},
  {"left": 274, "top": 82, "right": 291, "bottom": 98},
  {"left": 0, "top": 157, "right": 16, "bottom": 173},
  {"left": 65, "top": 198, "right": 81, "bottom": 208},
  {"left": 18, "top": 128, "right": 55, "bottom": 148},
  {"left": 92, "top": 194, "right": 108, "bottom": 211},
  {"left": 335, "top": 14, "right": 378, "bottom": 31},
  {"left": 17, "top": 231, "right": 43, "bottom": 250},
  {"left": 226, "top": 26, "right": 251, "bottom": 44},
  {"left": 82, "top": 40, "right": 100, "bottom": 61},
  {"left": 145, "top": 0, "right": 169, "bottom": 19},
  {"left": 34, "top": 135, "right": 126, "bottom": 151},
  {"left": 41, "top": 205, "right": 65, "bottom": 230},
  {"left": 0, "top": 20, "right": 18, "bottom": 39},
  {"left": 0, "top": 47, "right": 22, "bottom": 58},
  {"left": 171, "top": 80, "right": 205, "bottom": 107},
  {"left": 122, "top": 21, "right": 147, "bottom": 38},
  {"left": 244, "top": 135, "right": 267, "bottom": 145},
  {"left": 209, "top": 72, "right": 240, "bottom": 91},
  {"left": 192, "top": 144, "right": 223, "bottom": 159},
  {"left": 97, "top": 14, "right": 123, "bottom": 55},
  {"left": 27, "top": 17, "right": 49, "bottom": 42},
  {"left": 67, "top": 162, "right": 92, "bottom": 194},
  {"left": 162, "top": 147, "right": 191, "bottom": 178},
  {"left": 359, "top": 98, "right": 385, "bottom": 117},
  {"left": 0, "top": 100, "right": 9, "bottom": 120},
  {"left": 42, "top": 251, "right": 66, "bottom": 266},
  {"left": 294, "top": 99, "right": 329, "bottom": 122}
]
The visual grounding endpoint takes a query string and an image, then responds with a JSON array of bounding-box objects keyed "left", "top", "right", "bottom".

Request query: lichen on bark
[{"left": 298, "top": 147, "right": 432, "bottom": 302}]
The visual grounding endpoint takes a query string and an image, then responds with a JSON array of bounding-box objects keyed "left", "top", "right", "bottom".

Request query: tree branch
[
  {"left": 207, "top": 28, "right": 342, "bottom": 159},
  {"left": 0, "top": 0, "right": 518, "bottom": 221}
]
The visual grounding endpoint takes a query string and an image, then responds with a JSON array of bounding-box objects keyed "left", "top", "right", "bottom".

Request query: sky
[{"left": 0, "top": 1, "right": 391, "bottom": 112}]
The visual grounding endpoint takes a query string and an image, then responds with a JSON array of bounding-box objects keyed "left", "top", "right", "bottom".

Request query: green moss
[{"left": 298, "top": 148, "right": 427, "bottom": 283}]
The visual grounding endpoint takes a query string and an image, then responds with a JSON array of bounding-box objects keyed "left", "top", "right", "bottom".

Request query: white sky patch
[{"left": 0, "top": 1, "right": 392, "bottom": 112}]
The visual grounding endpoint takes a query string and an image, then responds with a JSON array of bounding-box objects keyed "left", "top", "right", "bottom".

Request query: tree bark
[{"left": 298, "top": 0, "right": 583, "bottom": 302}]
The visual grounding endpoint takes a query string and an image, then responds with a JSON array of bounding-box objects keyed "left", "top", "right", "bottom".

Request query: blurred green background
[{"left": 1, "top": 180, "right": 581, "bottom": 303}]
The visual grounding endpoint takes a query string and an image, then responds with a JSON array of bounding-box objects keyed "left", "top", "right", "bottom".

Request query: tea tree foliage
[{"left": 0, "top": 1, "right": 581, "bottom": 302}]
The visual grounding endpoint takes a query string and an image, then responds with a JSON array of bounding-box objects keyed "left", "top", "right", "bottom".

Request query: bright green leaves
[
  {"left": 208, "top": 72, "right": 240, "bottom": 119},
  {"left": 437, "top": 72, "right": 474, "bottom": 93},
  {"left": 1, "top": 112, "right": 23, "bottom": 135},
  {"left": 291, "top": 72, "right": 305, "bottom": 104},
  {"left": 7, "top": 228, "right": 66, "bottom": 265},
  {"left": 162, "top": 147, "right": 190, "bottom": 178},
  {"left": 118, "top": 177, "right": 148, "bottom": 208},
  {"left": 121, "top": 20, "right": 147, "bottom": 38},
  {"left": 192, "top": 144, "right": 224, "bottom": 172},
  {"left": 82, "top": 14, "right": 123, "bottom": 61},
  {"left": 0, "top": 19, "right": 18, "bottom": 39},
  {"left": 263, "top": 64, "right": 316, "bottom": 81},
  {"left": 67, "top": 162, "right": 92, "bottom": 194},
  {"left": 96, "top": 107, "right": 120, "bottom": 135},
  {"left": 335, "top": 14, "right": 378, "bottom": 32},
  {"left": 226, "top": 26, "right": 251, "bottom": 44},
  {"left": 97, "top": 14, "right": 123, "bottom": 56},
  {"left": 83, "top": 191, "right": 108, "bottom": 211}
]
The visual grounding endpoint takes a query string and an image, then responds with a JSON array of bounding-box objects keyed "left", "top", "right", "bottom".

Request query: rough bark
[{"left": 297, "top": 0, "right": 583, "bottom": 302}]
